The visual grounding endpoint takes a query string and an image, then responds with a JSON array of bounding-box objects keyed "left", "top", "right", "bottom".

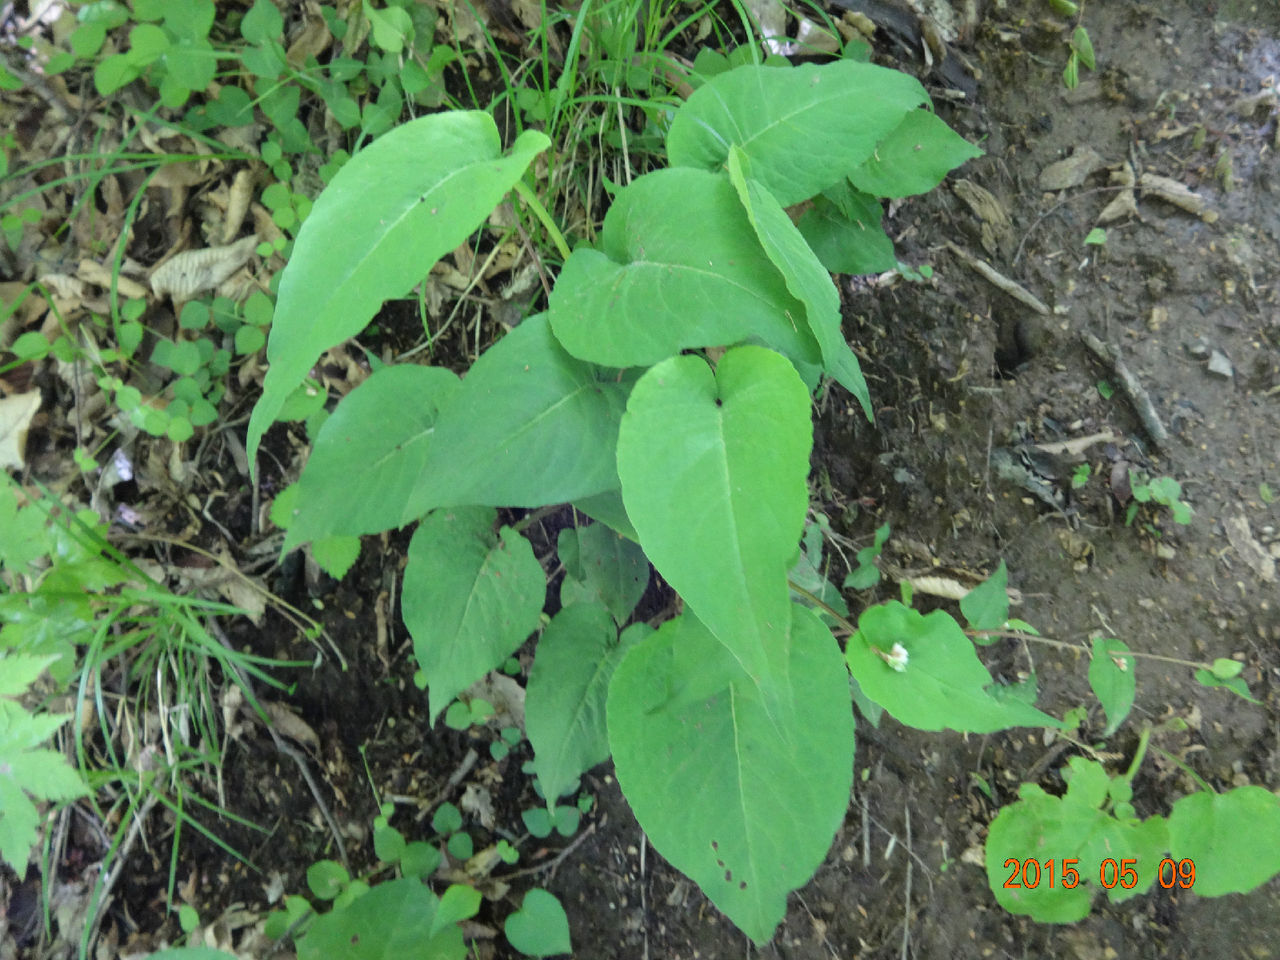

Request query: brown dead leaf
[
  {"left": 260, "top": 700, "right": 321, "bottom": 752},
  {"left": 77, "top": 259, "right": 149, "bottom": 299},
  {"left": 223, "top": 170, "right": 255, "bottom": 243},
  {"left": 287, "top": 14, "right": 333, "bottom": 67}
]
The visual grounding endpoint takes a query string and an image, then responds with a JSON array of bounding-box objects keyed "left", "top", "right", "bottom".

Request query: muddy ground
[{"left": 9, "top": 0, "right": 1280, "bottom": 958}]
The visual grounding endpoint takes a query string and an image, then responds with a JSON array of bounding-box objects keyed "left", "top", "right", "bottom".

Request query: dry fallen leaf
[
  {"left": 0, "top": 390, "right": 42, "bottom": 471},
  {"left": 150, "top": 235, "right": 259, "bottom": 302}
]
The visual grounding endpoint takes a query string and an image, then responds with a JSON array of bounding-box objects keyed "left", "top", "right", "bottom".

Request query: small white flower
[{"left": 885, "top": 643, "right": 909, "bottom": 672}]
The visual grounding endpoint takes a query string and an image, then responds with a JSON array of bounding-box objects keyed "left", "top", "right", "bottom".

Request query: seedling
[{"left": 1126, "top": 470, "right": 1192, "bottom": 526}]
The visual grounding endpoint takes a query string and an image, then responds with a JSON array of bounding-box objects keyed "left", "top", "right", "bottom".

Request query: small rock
[
  {"left": 1207, "top": 349, "right": 1234, "bottom": 379},
  {"left": 1184, "top": 337, "right": 1211, "bottom": 360}
]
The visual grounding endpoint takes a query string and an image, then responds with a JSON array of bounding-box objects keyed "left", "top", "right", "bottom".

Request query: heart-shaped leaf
[
  {"left": 504, "top": 889, "right": 571, "bottom": 957},
  {"left": 616, "top": 346, "right": 811, "bottom": 690},
  {"left": 608, "top": 606, "right": 854, "bottom": 945},
  {"left": 401, "top": 508, "right": 544, "bottom": 724}
]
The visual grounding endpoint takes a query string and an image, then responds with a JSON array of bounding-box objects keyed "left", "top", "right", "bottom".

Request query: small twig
[
  {"left": 501, "top": 822, "right": 597, "bottom": 881},
  {"left": 1080, "top": 331, "right": 1170, "bottom": 450},
  {"left": 944, "top": 240, "right": 1051, "bottom": 315},
  {"left": 900, "top": 804, "right": 912, "bottom": 960}
]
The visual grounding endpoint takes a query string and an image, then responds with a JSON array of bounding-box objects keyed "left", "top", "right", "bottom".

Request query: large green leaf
[
  {"left": 848, "top": 108, "right": 982, "bottom": 198},
  {"left": 796, "top": 187, "right": 896, "bottom": 276},
  {"left": 526, "top": 603, "right": 643, "bottom": 806},
  {"left": 247, "top": 112, "right": 550, "bottom": 468},
  {"left": 1168, "top": 786, "right": 1280, "bottom": 896},
  {"left": 548, "top": 168, "right": 821, "bottom": 370},
  {"left": 666, "top": 60, "right": 927, "bottom": 206},
  {"left": 726, "top": 146, "right": 871, "bottom": 418},
  {"left": 847, "top": 601, "right": 1065, "bottom": 732},
  {"left": 401, "top": 507, "right": 545, "bottom": 724},
  {"left": 298, "top": 877, "right": 467, "bottom": 960},
  {"left": 616, "top": 346, "right": 811, "bottom": 691},
  {"left": 284, "top": 364, "right": 460, "bottom": 550},
  {"left": 412, "top": 315, "right": 629, "bottom": 511},
  {"left": 608, "top": 607, "right": 854, "bottom": 945}
]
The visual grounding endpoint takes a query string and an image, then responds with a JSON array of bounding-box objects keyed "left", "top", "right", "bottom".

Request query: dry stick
[
  {"left": 83, "top": 793, "right": 160, "bottom": 953},
  {"left": 900, "top": 804, "right": 912, "bottom": 960},
  {"left": 943, "top": 240, "right": 1051, "bottom": 316},
  {"left": 501, "top": 822, "right": 598, "bottom": 882},
  {"left": 1080, "top": 331, "right": 1170, "bottom": 450},
  {"left": 206, "top": 619, "right": 350, "bottom": 871}
]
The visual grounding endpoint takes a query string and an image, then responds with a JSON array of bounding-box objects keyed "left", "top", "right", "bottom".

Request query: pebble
[{"left": 1207, "top": 349, "right": 1234, "bottom": 379}]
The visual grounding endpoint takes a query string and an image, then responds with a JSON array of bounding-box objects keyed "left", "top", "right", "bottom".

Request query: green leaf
[
  {"left": 556, "top": 523, "right": 648, "bottom": 624},
  {"left": 311, "top": 535, "right": 360, "bottom": 579},
  {"left": 364, "top": 0, "right": 413, "bottom": 54},
  {"left": 985, "top": 759, "right": 1168, "bottom": 922},
  {"left": 298, "top": 877, "right": 466, "bottom": 960},
  {"left": 94, "top": 53, "right": 139, "bottom": 94},
  {"left": 146, "top": 950, "right": 239, "bottom": 960},
  {"left": 607, "top": 606, "right": 854, "bottom": 945},
  {"left": 1194, "top": 668, "right": 1258, "bottom": 703},
  {"left": 399, "top": 841, "right": 441, "bottom": 879},
  {"left": 617, "top": 347, "right": 811, "bottom": 691},
  {"left": 549, "top": 169, "right": 819, "bottom": 372},
  {"left": 285, "top": 365, "right": 459, "bottom": 548},
  {"left": 1210, "top": 657, "right": 1243, "bottom": 680},
  {"left": 432, "top": 802, "right": 462, "bottom": 835},
  {"left": 1088, "top": 638, "right": 1135, "bottom": 736},
  {"left": 247, "top": 112, "right": 550, "bottom": 469},
  {"left": 526, "top": 604, "right": 639, "bottom": 805},
  {"left": 1072, "top": 27, "right": 1096, "bottom": 71},
  {"left": 504, "top": 889, "right": 571, "bottom": 957},
  {"left": 432, "top": 884, "right": 481, "bottom": 937},
  {"left": 126, "top": 22, "right": 170, "bottom": 64},
  {"left": 571, "top": 489, "right": 638, "bottom": 541},
  {"left": 235, "top": 323, "right": 266, "bottom": 355},
  {"left": 797, "top": 188, "right": 896, "bottom": 276},
  {"left": 410, "top": 315, "right": 629, "bottom": 514},
  {"left": 960, "top": 561, "right": 1008, "bottom": 631},
  {"left": 306, "top": 859, "right": 349, "bottom": 900},
  {"left": 401, "top": 508, "right": 545, "bottom": 724},
  {"left": 848, "top": 109, "right": 982, "bottom": 198},
  {"left": 0, "top": 653, "right": 58, "bottom": 696},
  {"left": 667, "top": 60, "right": 928, "bottom": 207},
  {"left": 848, "top": 601, "right": 1064, "bottom": 732},
  {"left": 1168, "top": 787, "right": 1280, "bottom": 896},
  {"left": 241, "top": 0, "right": 284, "bottom": 42},
  {"left": 446, "top": 832, "right": 473, "bottom": 859},
  {"left": 726, "top": 146, "right": 870, "bottom": 417}
]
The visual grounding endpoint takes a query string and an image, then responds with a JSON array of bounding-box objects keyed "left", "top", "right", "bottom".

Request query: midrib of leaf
[{"left": 368, "top": 424, "right": 435, "bottom": 474}]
